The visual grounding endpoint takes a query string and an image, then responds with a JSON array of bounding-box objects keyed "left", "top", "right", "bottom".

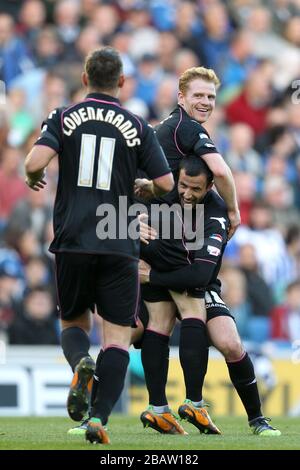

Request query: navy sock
[
  {"left": 141, "top": 330, "right": 169, "bottom": 406},
  {"left": 227, "top": 352, "right": 262, "bottom": 422},
  {"left": 91, "top": 347, "right": 129, "bottom": 424},
  {"left": 89, "top": 349, "right": 104, "bottom": 414},
  {"left": 61, "top": 327, "right": 90, "bottom": 372},
  {"left": 179, "top": 318, "right": 208, "bottom": 402}
]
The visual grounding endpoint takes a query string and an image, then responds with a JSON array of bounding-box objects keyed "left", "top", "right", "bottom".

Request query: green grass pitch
[{"left": 0, "top": 416, "right": 299, "bottom": 450}]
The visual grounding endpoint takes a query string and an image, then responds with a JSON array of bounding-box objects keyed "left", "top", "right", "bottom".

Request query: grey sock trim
[{"left": 152, "top": 405, "right": 170, "bottom": 414}]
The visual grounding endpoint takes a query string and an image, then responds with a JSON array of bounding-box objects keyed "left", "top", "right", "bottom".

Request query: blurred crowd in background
[{"left": 0, "top": 0, "right": 300, "bottom": 348}]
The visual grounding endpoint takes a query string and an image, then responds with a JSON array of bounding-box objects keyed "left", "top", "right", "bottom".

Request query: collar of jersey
[{"left": 85, "top": 92, "right": 120, "bottom": 105}]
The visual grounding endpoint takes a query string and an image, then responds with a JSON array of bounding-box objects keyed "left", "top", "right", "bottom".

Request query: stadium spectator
[
  {"left": 284, "top": 16, "right": 300, "bottom": 47},
  {"left": 157, "top": 31, "right": 180, "bottom": 74},
  {"left": 0, "top": 252, "right": 24, "bottom": 338},
  {"left": 232, "top": 171, "right": 257, "bottom": 226},
  {"left": 147, "top": 76, "right": 178, "bottom": 122},
  {"left": 234, "top": 200, "right": 288, "bottom": 290},
  {"left": 0, "top": 146, "right": 28, "bottom": 225},
  {"left": 53, "top": 0, "right": 81, "bottom": 60},
  {"left": 135, "top": 53, "right": 164, "bottom": 107},
  {"left": 24, "top": 46, "right": 173, "bottom": 444},
  {"left": 220, "top": 265, "right": 253, "bottom": 340},
  {"left": 200, "top": 1, "right": 232, "bottom": 73},
  {"left": 173, "top": 1, "right": 204, "bottom": 64},
  {"left": 245, "top": 5, "right": 291, "bottom": 59},
  {"left": 14, "top": 229, "right": 41, "bottom": 265},
  {"left": 271, "top": 279, "right": 300, "bottom": 343},
  {"left": 17, "top": 0, "right": 47, "bottom": 55},
  {"left": 74, "top": 25, "right": 102, "bottom": 63},
  {"left": 30, "top": 71, "right": 68, "bottom": 125},
  {"left": 6, "top": 185, "right": 52, "bottom": 244},
  {"left": 80, "top": 0, "right": 99, "bottom": 22},
  {"left": 6, "top": 87, "right": 35, "bottom": 147},
  {"left": 24, "top": 255, "right": 52, "bottom": 292},
  {"left": 90, "top": 4, "right": 120, "bottom": 43},
  {"left": 219, "top": 29, "right": 256, "bottom": 95},
  {"left": 34, "top": 27, "right": 63, "bottom": 68},
  {"left": 285, "top": 225, "right": 300, "bottom": 282},
  {"left": 0, "top": 13, "right": 34, "bottom": 88},
  {"left": 238, "top": 243, "right": 274, "bottom": 318},
  {"left": 111, "top": 28, "right": 136, "bottom": 78},
  {"left": 225, "top": 61, "right": 274, "bottom": 135},
  {"left": 119, "top": 68, "right": 149, "bottom": 119},
  {"left": 263, "top": 175, "right": 298, "bottom": 231},
  {"left": 173, "top": 48, "right": 199, "bottom": 78},
  {"left": 126, "top": 3, "right": 160, "bottom": 60},
  {"left": 225, "top": 123, "right": 263, "bottom": 178},
  {"left": 269, "top": 0, "right": 300, "bottom": 33},
  {"left": 8, "top": 286, "right": 58, "bottom": 345}
]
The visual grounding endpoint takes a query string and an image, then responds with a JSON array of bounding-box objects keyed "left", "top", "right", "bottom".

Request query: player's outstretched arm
[
  {"left": 134, "top": 178, "right": 156, "bottom": 200},
  {"left": 135, "top": 174, "right": 174, "bottom": 199},
  {"left": 152, "top": 172, "right": 174, "bottom": 197},
  {"left": 25, "top": 145, "right": 57, "bottom": 191}
]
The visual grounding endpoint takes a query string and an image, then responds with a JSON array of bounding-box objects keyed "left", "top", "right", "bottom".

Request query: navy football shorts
[
  {"left": 141, "top": 284, "right": 234, "bottom": 322},
  {"left": 55, "top": 253, "right": 139, "bottom": 326}
]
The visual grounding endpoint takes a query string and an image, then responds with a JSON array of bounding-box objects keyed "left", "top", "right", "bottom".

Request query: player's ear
[
  {"left": 82, "top": 72, "right": 88, "bottom": 87},
  {"left": 207, "top": 181, "right": 214, "bottom": 191},
  {"left": 178, "top": 90, "right": 184, "bottom": 105},
  {"left": 118, "top": 74, "right": 125, "bottom": 89}
]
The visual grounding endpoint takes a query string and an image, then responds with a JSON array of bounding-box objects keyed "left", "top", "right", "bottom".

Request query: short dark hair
[
  {"left": 84, "top": 47, "right": 123, "bottom": 90},
  {"left": 179, "top": 156, "right": 214, "bottom": 186}
]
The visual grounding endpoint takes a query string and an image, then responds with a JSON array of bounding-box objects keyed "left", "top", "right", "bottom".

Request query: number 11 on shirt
[{"left": 77, "top": 134, "right": 116, "bottom": 190}]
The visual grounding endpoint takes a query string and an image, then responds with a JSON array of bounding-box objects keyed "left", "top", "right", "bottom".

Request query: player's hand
[
  {"left": 138, "top": 213, "right": 157, "bottom": 245},
  {"left": 25, "top": 176, "right": 47, "bottom": 191},
  {"left": 134, "top": 178, "right": 155, "bottom": 200},
  {"left": 138, "top": 259, "right": 151, "bottom": 283},
  {"left": 227, "top": 209, "right": 241, "bottom": 240}
]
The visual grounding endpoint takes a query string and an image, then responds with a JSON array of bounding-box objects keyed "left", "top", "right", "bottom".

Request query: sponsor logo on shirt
[{"left": 207, "top": 245, "right": 221, "bottom": 256}]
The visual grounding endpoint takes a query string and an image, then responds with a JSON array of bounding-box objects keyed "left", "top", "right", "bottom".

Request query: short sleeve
[
  {"left": 192, "top": 128, "right": 218, "bottom": 157},
  {"left": 34, "top": 108, "right": 63, "bottom": 153}
]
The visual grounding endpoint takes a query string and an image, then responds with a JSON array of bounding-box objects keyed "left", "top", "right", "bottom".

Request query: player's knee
[
  {"left": 181, "top": 311, "right": 206, "bottom": 322},
  {"left": 218, "top": 338, "right": 244, "bottom": 362},
  {"left": 61, "top": 317, "right": 92, "bottom": 335},
  {"left": 148, "top": 317, "right": 174, "bottom": 336}
]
